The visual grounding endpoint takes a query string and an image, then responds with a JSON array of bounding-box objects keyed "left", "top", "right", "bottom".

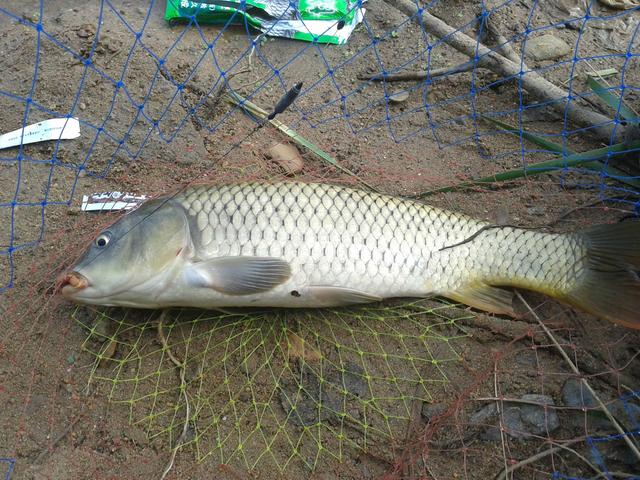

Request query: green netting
[{"left": 73, "top": 300, "right": 471, "bottom": 472}]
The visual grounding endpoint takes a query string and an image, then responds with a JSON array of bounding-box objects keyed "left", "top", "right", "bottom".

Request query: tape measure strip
[{"left": 0, "top": 117, "right": 81, "bottom": 151}]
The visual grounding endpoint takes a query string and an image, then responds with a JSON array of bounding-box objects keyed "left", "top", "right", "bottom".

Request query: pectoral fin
[
  {"left": 306, "top": 286, "right": 382, "bottom": 307},
  {"left": 185, "top": 256, "right": 291, "bottom": 295},
  {"left": 445, "top": 283, "right": 515, "bottom": 316}
]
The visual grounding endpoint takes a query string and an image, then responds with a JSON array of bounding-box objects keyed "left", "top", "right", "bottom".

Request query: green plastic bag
[{"left": 164, "top": 0, "right": 366, "bottom": 44}]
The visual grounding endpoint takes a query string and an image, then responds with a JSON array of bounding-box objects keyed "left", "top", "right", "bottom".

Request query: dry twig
[
  {"left": 475, "top": 397, "right": 600, "bottom": 412},
  {"left": 157, "top": 310, "right": 192, "bottom": 480},
  {"left": 358, "top": 60, "right": 476, "bottom": 82},
  {"left": 34, "top": 415, "right": 82, "bottom": 464},
  {"left": 383, "top": 0, "right": 623, "bottom": 142},
  {"left": 494, "top": 360, "right": 510, "bottom": 478},
  {"left": 493, "top": 437, "right": 583, "bottom": 480}
]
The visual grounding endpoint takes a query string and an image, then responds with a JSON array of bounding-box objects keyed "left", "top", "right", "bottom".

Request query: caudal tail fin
[{"left": 563, "top": 221, "right": 640, "bottom": 329}]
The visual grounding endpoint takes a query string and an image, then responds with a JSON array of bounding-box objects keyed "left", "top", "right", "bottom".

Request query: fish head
[{"left": 60, "top": 198, "right": 190, "bottom": 306}]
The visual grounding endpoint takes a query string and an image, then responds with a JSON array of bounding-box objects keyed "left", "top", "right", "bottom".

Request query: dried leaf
[
  {"left": 99, "top": 338, "right": 118, "bottom": 367},
  {"left": 285, "top": 331, "right": 322, "bottom": 362},
  {"left": 267, "top": 143, "right": 304, "bottom": 176}
]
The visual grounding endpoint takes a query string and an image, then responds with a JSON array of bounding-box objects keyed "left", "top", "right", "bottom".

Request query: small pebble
[
  {"left": 525, "top": 34, "right": 571, "bottom": 61},
  {"left": 526, "top": 207, "right": 545, "bottom": 216},
  {"left": 388, "top": 91, "right": 409, "bottom": 104},
  {"left": 21, "top": 12, "right": 39, "bottom": 24},
  {"left": 76, "top": 24, "right": 96, "bottom": 39},
  {"left": 471, "top": 394, "right": 559, "bottom": 440}
]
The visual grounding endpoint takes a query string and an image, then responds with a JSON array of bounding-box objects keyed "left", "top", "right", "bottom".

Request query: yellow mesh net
[{"left": 74, "top": 300, "right": 471, "bottom": 472}]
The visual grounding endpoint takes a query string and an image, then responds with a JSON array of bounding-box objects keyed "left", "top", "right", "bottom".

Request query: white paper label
[
  {"left": 81, "top": 191, "right": 148, "bottom": 212},
  {"left": 0, "top": 117, "right": 81, "bottom": 150}
]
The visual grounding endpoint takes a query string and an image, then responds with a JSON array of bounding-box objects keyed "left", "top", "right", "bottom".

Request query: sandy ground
[{"left": 1, "top": 1, "right": 639, "bottom": 479}]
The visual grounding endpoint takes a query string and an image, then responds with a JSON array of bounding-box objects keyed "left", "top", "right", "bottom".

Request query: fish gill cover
[{"left": 0, "top": 1, "right": 639, "bottom": 479}]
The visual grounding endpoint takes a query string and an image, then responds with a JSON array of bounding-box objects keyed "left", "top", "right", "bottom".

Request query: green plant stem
[
  {"left": 587, "top": 76, "right": 638, "bottom": 125},
  {"left": 416, "top": 139, "right": 640, "bottom": 197}
]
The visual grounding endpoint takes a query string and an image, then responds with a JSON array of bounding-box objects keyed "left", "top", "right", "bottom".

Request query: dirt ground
[{"left": 1, "top": 1, "right": 639, "bottom": 479}]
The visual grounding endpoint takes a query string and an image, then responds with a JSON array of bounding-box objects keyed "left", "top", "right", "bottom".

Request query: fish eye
[{"left": 95, "top": 232, "right": 111, "bottom": 248}]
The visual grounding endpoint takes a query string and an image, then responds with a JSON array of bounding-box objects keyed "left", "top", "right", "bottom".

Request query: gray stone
[
  {"left": 327, "top": 361, "right": 367, "bottom": 399},
  {"left": 562, "top": 383, "right": 640, "bottom": 435},
  {"left": 594, "top": 442, "right": 640, "bottom": 467},
  {"left": 422, "top": 402, "right": 447, "bottom": 422},
  {"left": 610, "top": 398, "right": 640, "bottom": 426},
  {"left": 561, "top": 379, "right": 640, "bottom": 433},
  {"left": 478, "top": 405, "right": 526, "bottom": 441},
  {"left": 279, "top": 366, "right": 339, "bottom": 426},
  {"left": 497, "top": 405, "right": 528, "bottom": 440},
  {"left": 548, "top": 0, "right": 584, "bottom": 17},
  {"left": 562, "top": 378, "right": 598, "bottom": 409},
  {"left": 517, "top": 394, "right": 560, "bottom": 437},
  {"left": 526, "top": 207, "right": 546, "bottom": 216},
  {"left": 279, "top": 363, "right": 367, "bottom": 427},
  {"left": 470, "top": 394, "right": 559, "bottom": 440},
  {"left": 470, "top": 403, "right": 498, "bottom": 427},
  {"left": 525, "top": 34, "right": 571, "bottom": 61}
]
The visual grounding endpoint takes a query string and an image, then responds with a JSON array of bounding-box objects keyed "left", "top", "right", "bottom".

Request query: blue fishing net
[
  {"left": 0, "top": 0, "right": 638, "bottom": 292},
  {"left": 0, "top": 1, "right": 638, "bottom": 478}
]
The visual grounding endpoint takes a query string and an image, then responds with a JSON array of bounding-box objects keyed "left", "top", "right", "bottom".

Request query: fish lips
[{"left": 59, "top": 271, "right": 91, "bottom": 299}]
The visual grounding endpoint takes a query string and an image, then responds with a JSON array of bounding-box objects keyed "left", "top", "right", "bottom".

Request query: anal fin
[
  {"left": 306, "top": 286, "right": 382, "bottom": 307},
  {"left": 445, "top": 283, "right": 515, "bottom": 316}
]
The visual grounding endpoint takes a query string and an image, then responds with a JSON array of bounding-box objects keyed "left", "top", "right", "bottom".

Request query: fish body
[{"left": 61, "top": 182, "right": 640, "bottom": 328}]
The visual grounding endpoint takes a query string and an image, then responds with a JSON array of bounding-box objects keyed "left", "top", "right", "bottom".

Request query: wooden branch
[
  {"left": 358, "top": 60, "right": 476, "bottom": 82},
  {"left": 383, "top": 0, "right": 624, "bottom": 142},
  {"left": 484, "top": 16, "right": 522, "bottom": 65}
]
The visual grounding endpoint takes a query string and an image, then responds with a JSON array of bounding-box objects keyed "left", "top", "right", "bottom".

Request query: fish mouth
[{"left": 60, "top": 271, "right": 90, "bottom": 298}]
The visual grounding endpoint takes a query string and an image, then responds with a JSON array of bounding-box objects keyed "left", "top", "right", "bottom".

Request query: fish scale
[
  {"left": 62, "top": 181, "right": 640, "bottom": 329},
  {"left": 175, "top": 182, "right": 518, "bottom": 301}
]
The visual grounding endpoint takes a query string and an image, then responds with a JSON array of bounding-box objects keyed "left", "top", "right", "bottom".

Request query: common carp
[{"left": 60, "top": 182, "right": 640, "bottom": 328}]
